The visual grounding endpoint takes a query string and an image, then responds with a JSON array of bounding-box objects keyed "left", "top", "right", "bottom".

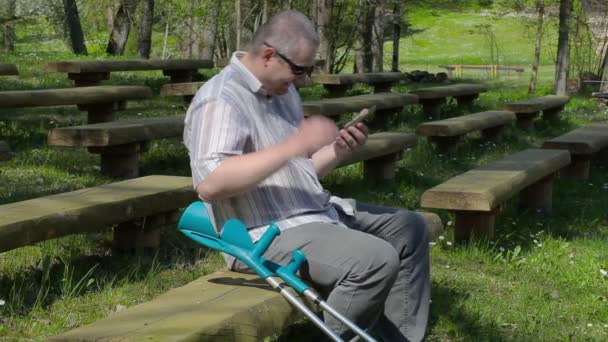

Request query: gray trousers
[{"left": 233, "top": 201, "right": 430, "bottom": 341}]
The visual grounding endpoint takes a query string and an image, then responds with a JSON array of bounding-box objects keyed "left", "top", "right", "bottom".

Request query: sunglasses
[{"left": 263, "top": 42, "right": 314, "bottom": 77}]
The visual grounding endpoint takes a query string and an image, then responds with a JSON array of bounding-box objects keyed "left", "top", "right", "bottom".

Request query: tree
[
  {"left": 353, "top": 1, "right": 373, "bottom": 73},
  {"left": 1, "top": 0, "right": 17, "bottom": 52},
  {"left": 554, "top": 0, "right": 571, "bottom": 95},
  {"left": 201, "top": 0, "right": 220, "bottom": 60},
  {"left": 391, "top": 0, "right": 402, "bottom": 72},
  {"left": 62, "top": 0, "right": 87, "bottom": 55},
  {"left": 107, "top": 0, "right": 140, "bottom": 55},
  {"left": 529, "top": 0, "right": 545, "bottom": 94},
  {"left": 137, "top": 0, "right": 154, "bottom": 58},
  {"left": 313, "top": 0, "right": 335, "bottom": 73},
  {"left": 371, "top": 0, "right": 386, "bottom": 72}
]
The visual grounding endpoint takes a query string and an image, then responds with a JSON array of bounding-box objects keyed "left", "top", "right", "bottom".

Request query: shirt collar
[{"left": 229, "top": 51, "right": 269, "bottom": 96}]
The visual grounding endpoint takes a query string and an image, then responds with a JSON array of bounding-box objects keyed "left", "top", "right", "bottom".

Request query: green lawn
[{"left": 1, "top": 6, "right": 608, "bottom": 342}]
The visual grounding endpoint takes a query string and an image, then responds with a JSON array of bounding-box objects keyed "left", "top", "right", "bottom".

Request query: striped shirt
[{"left": 183, "top": 52, "right": 344, "bottom": 250}]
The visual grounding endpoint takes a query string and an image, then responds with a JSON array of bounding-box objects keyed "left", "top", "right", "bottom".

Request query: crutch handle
[
  {"left": 252, "top": 222, "right": 280, "bottom": 259},
  {"left": 276, "top": 249, "right": 310, "bottom": 294}
]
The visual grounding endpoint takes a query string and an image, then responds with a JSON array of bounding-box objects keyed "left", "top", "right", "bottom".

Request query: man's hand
[
  {"left": 286, "top": 115, "right": 339, "bottom": 157},
  {"left": 334, "top": 120, "right": 369, "bottom": 161}
]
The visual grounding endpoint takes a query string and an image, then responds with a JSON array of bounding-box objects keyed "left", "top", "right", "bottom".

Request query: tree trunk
[
  {"left": 2, "top": 0, "right": 16, "bottom": 52},
  {"left": 201, "top": 0, "right": 219, "bottom": 60},
  {"left": 372, "top": 1, "right": 385, "bottom": 72},
  {"left": 107, "top": 0, "right": 140, "bottom": 55},
  {"left": 63, "top": 0, "right": 88, "bottom": 55},
  {"left": 235, "top": 0, "right": 241, "bottom": 50},
  {"left": 554, "top": 0, "right": 571, "bottom": 95},
  {"left": 354, "top": 1, "right": 373, "bottom": 73},
  {"left": 601, "top": 48, "right": 608, "bottom": 92},
  {"left": 391, "top": 0, "right": 402, "bottom": 72},
  {"left": 137, "top": 0, "right": 154, "bottom": 58},
  {"left": 529, "top": 1, "right": 544, "bottom": 94},
  {"left": 316, "top": 0, "right": 335, "bottom": 73}
]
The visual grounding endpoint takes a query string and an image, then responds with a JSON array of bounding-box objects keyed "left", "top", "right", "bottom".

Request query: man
[{"left": 183, "top": 9, "right": 430, "bottom": 342}]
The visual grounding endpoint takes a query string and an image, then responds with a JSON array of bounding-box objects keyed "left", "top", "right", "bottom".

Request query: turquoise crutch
[{"left": 178, "top": 201, "right": 377, "bottom": 342}]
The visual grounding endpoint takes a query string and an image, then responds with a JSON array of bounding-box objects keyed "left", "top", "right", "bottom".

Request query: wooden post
[
  {"left": 163, "top": 70, "right": 195, "bottom": 83},
  {"left": 363, "top": 153, "right": 399, "bottom": 183},
  {"left": 112, "top": 210, "right": 179, "bottom": 254},
  {"left": 323, "top": 84, "right": 351, "bottom": 98},
  {"left": 68, "top": 72, "right": 110, "bottom": 86},
  {"left": 454, "top": 94, "right": 478, "bottom": 110},
  {"left": 480, "top": 124, "right": 505, "bottom": 141},
  {"left": 373, "top": 82, "right": 393, "bottom": 93},
  {"left": 596, "top": 147, "right": 608, "bottom": 167},
  {"left": 367, "top": 108, "right": 400, "bottom": 131},
  {"left": 454, "top": 209, "right": 497, "bottom": 242},
  {"left": 419, "top": 98, "right": 446, "bottom": 120},
  {"left": 514, "top": 112, "right": 539, "bottom": 130},
  {"left": 519, "top": 174, "right": 554, "bottom": 213},
  {"left": 427, "top": 135, "right": 462, "bottom": 153},
  {"left": 560, "top": 154, "right": 591, "bottom": 179},
  {"left": 78, "top": 102, "right": 115, "bottom": 123},
  {"left": 542, "top": 106, "right": 564, "bottom": 120},
  {"left": 0, "top": 140, "right": 12, "bottom": 161},
  {"left": 89, "top": 143, "right": 142, "bottom": 179}
]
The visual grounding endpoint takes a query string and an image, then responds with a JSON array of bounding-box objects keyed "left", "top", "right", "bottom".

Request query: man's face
[{"left": 263, "top": 43, "right": 315, "bottom": 95}]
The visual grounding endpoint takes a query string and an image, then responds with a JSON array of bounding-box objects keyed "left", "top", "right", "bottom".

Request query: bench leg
[
  {"left": 368, "top": 108, "right": 400, "bottom": 131},
  {"left": 79, "top": 102, "right": 115, "bottom": 123},
  {"left": 561, "top": 154, "right": 591, "bottom": 180},
  {"left": 323, "top": 84, "right": 351, "bottom": 98},
  {"left": 163, "top": 70, "right": 195, "bottom": 83},
  {"left": 427, "top": 135, "right": 462, "bottom": 153},
  {"left": 89, "top": 143, "right": 141, "bottom": 179},
  {"left": 454, "top": 209, "right": 496, "bottom": 242},
  {"left": 363, "top": 153, "right": 399, "bottom": 183},
  {"left": 481, "top": 124, "right": 505, "bottom": 140},
  {"left": 68, "top": 72, "right": 110, "bottom": 87},
  {"left": 419, "top": 98, "right": 445, "bottom": 120},
  {"left": 542, "top": 106, "right": 564, "bottom": 120},
  {"left": 454, "top": 94, "right": 478, "bottom": 110},
  {"left": 0, "top": 140, "right": 12, "bottom": 161},
  {"left": 519, "top": 174, "right": 554, "bottom": 213},
  {"left": 113, "top": 210, "right": 179, "bottom": 254},
  {"left": 373, "top": 82, "right": 393, "bottom": 93},
  {"left": 514, "top": 112, "right": 539, "bottom": 130},
  {"left": 596, "top": 147, "right": 608, "bottom": 167}
]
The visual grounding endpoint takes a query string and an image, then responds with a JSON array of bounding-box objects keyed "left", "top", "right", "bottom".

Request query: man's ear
[{"left": 261, "top": 46, "right": 274, "bottom": 61}]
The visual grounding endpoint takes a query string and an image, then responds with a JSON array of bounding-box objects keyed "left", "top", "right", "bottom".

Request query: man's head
[{"left": 246, "top": 10, "right": 319, "bottom": 95}]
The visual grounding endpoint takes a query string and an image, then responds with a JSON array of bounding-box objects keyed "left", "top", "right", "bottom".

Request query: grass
[{"left": 1, "top": 6, "right": 608, "bottom": 342}]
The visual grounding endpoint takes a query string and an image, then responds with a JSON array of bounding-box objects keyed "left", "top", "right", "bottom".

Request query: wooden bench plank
[
  {"left": 542, "top": 123, "right": 608, "bottom": 179},
  {"left": 421, "top": 149, "right": 570, "bottom": 212},
  {"left": 45, "top": 59, "right": 214, "bottom": 73},
  {"left": 160, "top": 82, "right": 205, "bottom": 97},
  {"left": 0, "top": 63, "right": 18, "bottom": 75},
  {"left": 50, "top": 269, "right": 301, "bottom": 342},
  {"left": 302, "top": 93, "right": 418, "bottom": 117},
  {"left": 416, "top": 110, "right": 516, "bottom": 152},
  {"left": 409, "top": 84, "right": 488, "bottom": 99},
  {"left": 0, "top": 175, "right": 196, "bottom": 254},
  {"left": 408, "top": 84, "right": 488, "bottom": 120},
  {"left": 416, "top": 110, "right": 515, "bottom": 137},
  {"left": 311, "top": 72, "right": 407, "bottom": 97},
  {"left": 421, "top": 148, "right": 570, "bottom": 241},
  {"left": 0, "top": 86, "right": 152, "bottom": 108},
  {"left": 504, "top": 95, "right": 570, "bottom": 113},
  {"left": 48, "top": 115, "right": 185, "bottom": 147}
]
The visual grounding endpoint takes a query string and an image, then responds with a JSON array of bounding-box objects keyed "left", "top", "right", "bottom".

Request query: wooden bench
[
  {"left": 160, "top": 79, "right": 315, "bottom": 103},
  {"left": 48, "top": 115, "right": 185, "bottom": 179},
  {"left": 503, "top": 95, "right": 570, "bottom": 129},
  {"left": 311, "top": 72, "right": 408, "bottom": 97},
  {"left": 409, "top": 83, "right": 488, "bottom": 120},
  {"left": 591, "top": 91, "right": 608, "bottom": 105},
  {"left": 45, "top": 59, "right": 214, "bottom": 86},
  {"left": 0, "top": 62, "right": 18, "bottom": 76},
  {"left": 415, "top": 110, "right": 516, "bottom": 151},
  {"left": 0, "top": 175, "right": 196, "bottom": 254},
  {"left": 0, "top": 86, "right": 152, "bottom": 123},
  {"left": 303, "top": 93, "right": 418, "bottom": 129},
  {"left": 50, "top": 204, "right": 444, "bottom": 341},
  {"left": 421, "top": 149, "right": 570, "bottom": 242},
  {"left": 439, "top": 64, "right": 524, "bottom": 78},
  {"left": 542, "top": 123, "right": 608, "bottom": 179},
  {"left": 49, "top": 111, "right": 417, "bottom": 180},
  {"left": 0, "top": 140, "right": 11, "bottom": 161}
]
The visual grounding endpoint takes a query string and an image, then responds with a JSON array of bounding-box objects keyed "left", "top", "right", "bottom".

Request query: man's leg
[
  {"left": 233, "top": 222, "right": 400, "bottom": 340},
  {"left": 342, "top": 202, "right": 431, "bottom": 342}
]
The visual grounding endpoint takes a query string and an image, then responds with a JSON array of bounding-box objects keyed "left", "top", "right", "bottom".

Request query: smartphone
[{"left": 343, "top": 105, "right": 376, "bottom": 129}]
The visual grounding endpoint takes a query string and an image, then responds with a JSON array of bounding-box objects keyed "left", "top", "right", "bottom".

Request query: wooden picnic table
[
  {"left": 439, "top": 64, "right": 524, "bottom": 78},
  {"left": 45, "top": 59, "right": 214, "bottom": 86},
  {"left": 310, "top": 72, "right": 407, "bottom": 97},
  {"left": 0, "top": 63, "right": 18, "bottom": 76}
]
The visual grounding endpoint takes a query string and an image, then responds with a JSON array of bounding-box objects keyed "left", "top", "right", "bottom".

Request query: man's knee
[{"left": 394, "top": 209, "right": 429, "bottom": 246}]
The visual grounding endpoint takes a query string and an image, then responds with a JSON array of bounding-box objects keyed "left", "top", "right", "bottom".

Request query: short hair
[{"left": 250, "top": 10, "right": 319, "bottom": 59}]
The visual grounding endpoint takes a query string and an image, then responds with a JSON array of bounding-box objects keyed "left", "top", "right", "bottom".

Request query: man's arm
[
  {"left": 197, "top": 115, "right": 339, "bottom": 201},
  {"left": 312, "top": 122, "right": 369, "bottom": 178}
]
